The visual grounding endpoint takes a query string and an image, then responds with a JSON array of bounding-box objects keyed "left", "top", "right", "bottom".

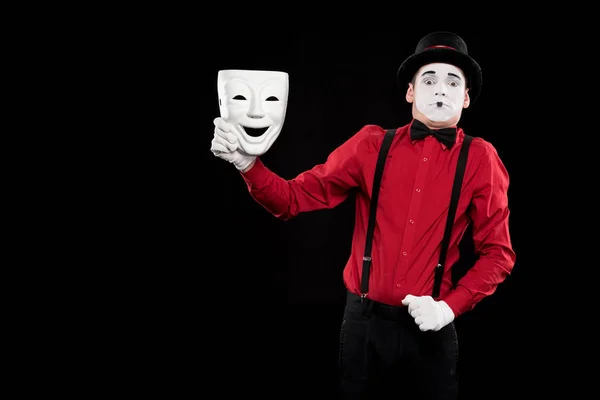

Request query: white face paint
[
  {"left": 414, "top": 63, "right": 466, "bottom": 122},
  {"left": 217, "top": 69, "right": 289, "bottom": 156}
]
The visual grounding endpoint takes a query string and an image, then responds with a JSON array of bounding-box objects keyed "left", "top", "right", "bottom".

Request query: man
[{"left": 210, "top": 31, "right": 516, "bottom": 399}]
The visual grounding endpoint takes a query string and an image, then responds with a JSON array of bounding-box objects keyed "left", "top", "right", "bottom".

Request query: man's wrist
[
  {"left": 438, "top": 300, "right": 455, "bottom": 324},
  {"left": 240, "top": 158, "right": 257, "bottom": 173}
]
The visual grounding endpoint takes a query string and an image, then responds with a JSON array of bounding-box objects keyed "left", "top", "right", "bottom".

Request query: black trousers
[{"left": 339, "top": 291, "right": 459, "bottom": 400}]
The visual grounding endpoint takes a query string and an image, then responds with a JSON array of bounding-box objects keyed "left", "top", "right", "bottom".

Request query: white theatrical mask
[
  {"left": 217, "top": 69, "right": 289, "bottom": 156},
  {"left": 414, "top": 63, "right": 467, "bottom": 122}
]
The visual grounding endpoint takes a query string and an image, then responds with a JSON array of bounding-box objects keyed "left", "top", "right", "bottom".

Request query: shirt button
[
  {"left": 423, "top": 157, "right": 428, "bottom": 161},
  {"left": 396, "top": 284, "right": 401, "bottom": 288},
  {"left": 415, "top": 188, "right": 421, "bottom": 192},
  {"left": 409, "top": 219, "right": 414, "bottom": 224},
  {"left": 402, "top": 251, "right": 407, "bottom": 256}
]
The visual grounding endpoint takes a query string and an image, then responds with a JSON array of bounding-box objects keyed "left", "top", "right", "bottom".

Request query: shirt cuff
[
  {"left": 240, "top": 158, "right": 268, "bottom": 184},
  {"left": 443, "top": 286, "right": 473, "bottom": 318}
]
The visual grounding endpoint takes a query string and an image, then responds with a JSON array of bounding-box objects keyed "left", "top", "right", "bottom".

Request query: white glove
[
  {"left": 210, "top": 117, "right": 256, "bottom": 172},
  {"left": 401, "top": 295, "right": 455, "bottom": 332}
]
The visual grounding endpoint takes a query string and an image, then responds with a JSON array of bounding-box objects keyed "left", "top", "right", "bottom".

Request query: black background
[
  {"left": 192, "top": 28, "right": 548, "bottom": 398},
  {"left": 25, "top": 8, "right": 592, "bottom": 397},
  {"left": 99, "top": 21, "right": 587, "bottom": 398}
]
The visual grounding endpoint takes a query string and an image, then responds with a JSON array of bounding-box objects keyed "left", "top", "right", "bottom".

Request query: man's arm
[
  {"left": 212, "top": 118, "right": 379, "bottom": 221},
  {"left": 239, "top": 129, "right": 369, "bottom": 220},
  {"left": 443, "top": 141, "right": 517, "bottom": 317}
]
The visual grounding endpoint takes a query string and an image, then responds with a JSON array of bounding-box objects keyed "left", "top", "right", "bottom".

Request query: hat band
[{"left": 424, "top": 45, "right": 456, "bottom": 50}]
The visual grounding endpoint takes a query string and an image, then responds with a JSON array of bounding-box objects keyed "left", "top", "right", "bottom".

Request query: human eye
[
  {"left": 422, "top": 77, "right": 436, "bottom": 85},
  {"left": 446, "top": 78, "right": 463, "bottom": 88}
]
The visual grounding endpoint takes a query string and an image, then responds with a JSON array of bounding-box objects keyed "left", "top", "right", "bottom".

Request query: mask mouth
[
  {"left": 431, "top": 101, "right": 448, "bottom": 108},
  {"left": 241, "top": 126, "right": 269, "bottom": 137}
]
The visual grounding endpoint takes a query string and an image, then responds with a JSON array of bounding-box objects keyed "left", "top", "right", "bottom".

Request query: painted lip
[
  {"left": 430, "top": 101, "right": 449, "bottom": 108},
  {"left": 241, "top": 126, "right": 269, "bottom": 137}
]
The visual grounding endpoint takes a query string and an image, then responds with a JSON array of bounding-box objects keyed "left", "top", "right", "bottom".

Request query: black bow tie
[{"left": 410, "top": 119, "right": 457, "bottom": 148}]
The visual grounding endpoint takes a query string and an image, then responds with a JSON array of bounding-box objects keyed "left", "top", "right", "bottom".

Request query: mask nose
[{"left": 247, "top": 93, "right": 265, "bottom": 119}]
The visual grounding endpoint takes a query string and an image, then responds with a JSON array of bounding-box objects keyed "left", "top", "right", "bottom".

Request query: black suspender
[
  {"left": 360, "top": 128, "right": 396, "bottom": 298},
  {"left": 432, "top": 134, "right": 473, "bottom": 298},
  {"left": 360, "top": 129, "right": 473, "bottom": 300}
]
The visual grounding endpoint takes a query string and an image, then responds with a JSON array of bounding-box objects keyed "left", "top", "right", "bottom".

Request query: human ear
[
  {"left": 463, "top": 89, "right": 471, "bottom": 109},
  {"left": 406, "top": 83, "right": 415, "bottom": 103}
]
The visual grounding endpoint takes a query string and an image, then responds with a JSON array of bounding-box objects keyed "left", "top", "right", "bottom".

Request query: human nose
[{"left": 434, "top": 82, "right": 448, "bottom": 97}]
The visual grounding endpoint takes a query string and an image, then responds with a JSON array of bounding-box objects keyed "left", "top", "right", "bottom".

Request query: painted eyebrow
[{"left": 420, "top": 70, "right": 462, "bottom": 80}]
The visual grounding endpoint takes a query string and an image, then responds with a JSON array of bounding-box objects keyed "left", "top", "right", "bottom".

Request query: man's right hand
[{"left": 210, "top": 117, "right": 256, "bottom": 172}]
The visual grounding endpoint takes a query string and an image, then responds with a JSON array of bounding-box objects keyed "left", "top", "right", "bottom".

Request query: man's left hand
[{"left": 401, "top": 295, "right": 455, "bottom": 332}]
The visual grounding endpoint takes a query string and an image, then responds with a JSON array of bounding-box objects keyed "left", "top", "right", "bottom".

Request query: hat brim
[{"left": 397, "top": 48, "right": 482, "bottom": 104}]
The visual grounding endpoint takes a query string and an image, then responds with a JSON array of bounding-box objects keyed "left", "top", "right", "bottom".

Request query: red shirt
[{"left": 240, "top": 121, "right": 516, "bottom": 317}]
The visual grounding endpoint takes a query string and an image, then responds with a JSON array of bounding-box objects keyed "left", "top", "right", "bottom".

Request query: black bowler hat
[{"left": 396, "top": 31, "right": 483, "bottom": 104}]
